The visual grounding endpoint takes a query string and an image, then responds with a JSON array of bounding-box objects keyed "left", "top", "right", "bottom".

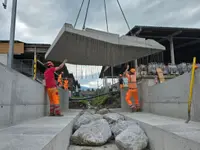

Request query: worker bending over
[
  {"left": 124, "top": 65, "right": 140, "bottom": 111},
  {"left": 119, "top": 74, "right": 124, "bottom": 89},
  {"left": 63, "top": 77, "right": 69, "bottom": 90},
  {"left": 44, "top": 59, "right": 67, "bottom": 116},
  {"left": 58, "top": 72, "right": 64, "bottom": 88}
]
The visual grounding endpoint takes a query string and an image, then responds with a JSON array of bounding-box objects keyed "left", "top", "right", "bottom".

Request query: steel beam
[
  {"left": 175, "top": 39, "right": 200, "bottom": 49},
  {"left": 134, "top": 27, "right": 142, "bottom": 36}
]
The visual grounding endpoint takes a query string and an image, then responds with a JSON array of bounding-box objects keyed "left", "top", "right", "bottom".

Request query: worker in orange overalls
[
  {"left": 44, "top": 59, "right": 67, "bottom": 116},
  {"left": 119, "top": 74, "right": 124, "bottom": 89},
  {"left": 63, "top": 77, "right": 69, "bottom": 91},
  {"left": 124, "top": 64, "right": 140, "bottom": 111},
  {"left": 57, "top": 72, "right": 64, "bottom": 88}
]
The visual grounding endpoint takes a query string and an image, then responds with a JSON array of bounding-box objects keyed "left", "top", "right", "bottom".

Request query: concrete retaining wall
[
  {"left": 139, "top": 70, "right": 200, "bottom": 122},
  {"left": 121, "top": 70, "right": 200, "bottom": 122},
  {"left": 59, "top": 88, "right": 69, "bottom": 111},
  {"left": 122, "top": 113, "right": 200, "bottom": 150},
  {"left": 0, "top": 63, "right": 69, "bottom": 128},
  {"left": 0, "top": 54, "right": 7, "bottom": 65}
]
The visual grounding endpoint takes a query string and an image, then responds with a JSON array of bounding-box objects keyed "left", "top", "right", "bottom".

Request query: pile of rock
[{"left": 71, "top": 109, "right": 149, "bottom": 150}]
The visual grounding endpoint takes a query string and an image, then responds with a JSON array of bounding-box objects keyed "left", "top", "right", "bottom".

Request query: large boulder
[
  {"left": 115, "top": 126, "right": 148, "bottom": 150},
  {"left": 71, "top": 119, "right": 112, "bottom": 146},
  {"left": 111, "top": 120, "right": 137, "bottom": 137},
  {"left": 96, "top": 108, "right": 110, "bottom": 115},
  {"left": 103, "top": 113, "right": 125, "bottom": 124},
  {"left": 74, "top": 112, "right": 102, "bottom": 130}
]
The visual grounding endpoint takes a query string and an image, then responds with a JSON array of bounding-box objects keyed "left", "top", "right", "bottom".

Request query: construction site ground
[{"left": 1, "top": 108, "right": 200, "bottom": 150}]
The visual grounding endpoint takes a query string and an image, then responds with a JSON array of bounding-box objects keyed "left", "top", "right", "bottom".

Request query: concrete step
[
  {"left": 0, "top": 110, "right": 80, "bottom": 150},
  {"left": 121, "top": 112, "right": 200, "bottom": 150}
]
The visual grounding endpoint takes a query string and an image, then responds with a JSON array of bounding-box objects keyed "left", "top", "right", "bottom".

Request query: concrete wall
[
  {"left": 0, "top": 54, "right": 7, "bottom": 65},
  {"left": 59, "top": 88, "right": 69, "bottom": 111},
  {"left": 0, "top": 63, "right": 69, "bottom": 128},
  {"left": 0, "top": 63, "right": 48, "bottom": 128},
  {"left": 138, "top": 70, "right": 200, "bottom": 122},
  {"left": 121, "top": 71, "right": 200, "bottom": 122}
]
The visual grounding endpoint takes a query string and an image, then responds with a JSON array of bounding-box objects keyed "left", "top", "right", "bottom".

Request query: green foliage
[
  {"left": 79, "top": 100, "right": 89, "bottom": 105},
  {"left": 91, "top": 95, "right": 109, "bottom": 107}
]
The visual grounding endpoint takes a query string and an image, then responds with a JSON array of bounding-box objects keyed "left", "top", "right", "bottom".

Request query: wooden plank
[
  {"left": 156, "top": 68, "right": 165, "bottom": 83},
  {"left": 0, "top": 42, "right": 24, "bottom": 54}
]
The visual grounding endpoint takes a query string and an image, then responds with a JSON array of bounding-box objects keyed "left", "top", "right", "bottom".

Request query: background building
[
  {"left": 99, "top": 25, "right": 200, "bottom": 78},
  {"left": 0, "top": 40, "right": 79, "bottom": 89}
]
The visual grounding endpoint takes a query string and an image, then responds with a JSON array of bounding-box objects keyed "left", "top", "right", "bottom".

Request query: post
[
  {"left": 7, "top": 0, "right": 17, "bottom": 68},
  {"left": 169, "top": 36, "right": 175, "bottom": 65},
  {"left": 134, "top": 59, "right": 138, "bottom": 71},
  {"left": 33, "top": 47, "right": 37, "bottom": 80},
  {"left": 111, "top": 65, "right": 114, "bottom": 85}
]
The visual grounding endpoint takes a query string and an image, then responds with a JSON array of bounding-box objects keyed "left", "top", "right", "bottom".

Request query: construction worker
[
  {"left": 58, "top": 72, "right": 64, "bottom": 88},
  {"left": 63, "top": 77, "right": 69, "bottom": 90},
  {"left": 195, "top": 64, "right": 198, "bottom": 70},
  {"left": 124, "top": 64, "right": 140, "bottom": 111},
  {"left": 44, "top": 59, "right": 67, "bottom": 116},
  {"left": 119, "top": 74, "right": 124, "bottom": 89}
]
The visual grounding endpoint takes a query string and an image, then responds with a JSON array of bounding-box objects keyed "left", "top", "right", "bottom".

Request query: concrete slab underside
[
  {"left": 45, "top": 23, "right": 165, "bottom": 65},
  {"left": 0, "top": 110, "right": 80, "bottom": 150},
  {"left": 121, "top": 112, "right": 200, "bottom": 150}
]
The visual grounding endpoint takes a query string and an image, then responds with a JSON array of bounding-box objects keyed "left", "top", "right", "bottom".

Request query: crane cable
[
  {"left": 116, "top": 0, "right": 131, "bottom": 32},
  {"left": 83, "top": 0, "right": 91, "bottom": 30},
  {"left": 74, "top": 0, "right": 85, "bottom": 28},
  {"left": 104, "top": 0, "right": 109, "bottom": 32}
]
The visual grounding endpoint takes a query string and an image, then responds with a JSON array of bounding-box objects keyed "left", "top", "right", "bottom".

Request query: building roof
[
  {"left": 0, "top": 40, "right": 24, "bottom": 43},
  {"left": 99, "top": 25, "right": 200, "bottom": 78},
  {"left": 127, "top": 25, "right": 200, "bottom": 51}
]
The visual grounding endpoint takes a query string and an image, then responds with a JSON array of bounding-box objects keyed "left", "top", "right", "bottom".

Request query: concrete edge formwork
[
  {"left": 121, "top": 112, "right": 200, "bottom": 150},
  {"left": 0, "top": 110, "right": 81, "bottom": 150},
  {"left": 45, "top": 23, "right": 165, "bottom": 65},
  {"left": 42, "top": 110, "right": 81, "bottom": 150}
]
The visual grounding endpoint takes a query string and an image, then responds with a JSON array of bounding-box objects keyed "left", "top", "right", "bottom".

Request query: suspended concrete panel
[{"left": 45, "top": 23, "right": 165, "bottom": 66}]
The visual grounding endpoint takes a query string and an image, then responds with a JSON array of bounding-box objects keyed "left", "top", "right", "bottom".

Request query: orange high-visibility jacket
[
  {"left": 126, "top": 72, "right": 137, "bottom": 89},
  {"left": 64, "top": 79, "right": 69, "bottom": 90},
  {"left": 58, "top": 74, "right": 62, "bottom": 85}
]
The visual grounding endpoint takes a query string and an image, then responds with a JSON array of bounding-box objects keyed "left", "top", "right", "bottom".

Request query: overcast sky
[{"left": 1, "top": 0, "right": 200, "bottom": 88}]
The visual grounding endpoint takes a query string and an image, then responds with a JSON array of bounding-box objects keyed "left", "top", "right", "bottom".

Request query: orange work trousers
[
  {"left": 125, "top": 88, "right": 139, "bottom": 106},
  {"left": 47, "top": 87, "right": 61, "bottom": 115}
]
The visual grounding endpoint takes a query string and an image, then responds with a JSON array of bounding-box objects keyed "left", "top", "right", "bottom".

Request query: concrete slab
[
  {"left": 0, "top": 110, "right": 81, "bottom": 150},
  {"left": 45, "top": 23, "right": 165, "bottom": 65},
  {"left": 121, "top": 112, "right": 200, "bottom": 150}
]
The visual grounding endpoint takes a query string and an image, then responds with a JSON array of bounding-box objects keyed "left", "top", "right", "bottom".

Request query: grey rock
[
  {"left": 103, "top": 113, "right": 125, "bottom": 124},
  {"left": 96, "top": 108, "right": 110, "bottom": 115},
  {"left": 115, "top": 126, "right": 148, "bottom": 150},
  {"left": 71, "top": 119, "right": 112, "bottom": 146},
  {"left": 111, "top": 120, "right": 137, "bottom": 137},
  {"left": 74, "top": 113, "right": 102, "bottom": 130}
]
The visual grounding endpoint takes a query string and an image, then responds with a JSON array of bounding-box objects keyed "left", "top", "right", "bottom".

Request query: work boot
[
  {"left": 130, "top": 105, "right": 136, "bottom": 112},
  {"left": 49, "top": 113, "right": 55, "bottom": 116},
  {"left": 136, "top": 104, "right": 141, "bottom": 112},
  {"left": 55, "top": 113, "right": 64, "bottom": 117}
]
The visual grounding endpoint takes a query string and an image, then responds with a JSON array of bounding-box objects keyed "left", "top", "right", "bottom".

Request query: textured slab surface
[
  {"left": 0, "top": 110, "right": 80, "bottom": 150},
  {"left": 45, "top": 23, "right": 165, "bottom": 65},
  {"left": 121, "top": 112, "right": 200, "bottom": 150}
]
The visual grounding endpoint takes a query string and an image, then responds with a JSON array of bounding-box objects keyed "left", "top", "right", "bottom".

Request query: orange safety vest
[
  {"left": 58, "top": 74, "right": 63, "bottom": 86},
  {"left": 126, "top": 73, "right": 137, "bottom": 89},
  {"left": 64, "top": 79, "right": 69, "bottom": 90}
]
